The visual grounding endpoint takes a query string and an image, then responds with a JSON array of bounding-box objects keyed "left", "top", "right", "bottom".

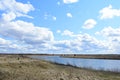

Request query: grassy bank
[{"left": 0, "top": 55, "right": 120, "bottom": 80}]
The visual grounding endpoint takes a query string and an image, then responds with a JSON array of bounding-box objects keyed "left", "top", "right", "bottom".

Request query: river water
[{"left": 30, "top": 56, "right": 120, "bottom": 72}]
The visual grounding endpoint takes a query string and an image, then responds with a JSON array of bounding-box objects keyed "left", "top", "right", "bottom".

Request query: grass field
[{"left": 0, "top": 55, "right": 120, "bottom": 80}]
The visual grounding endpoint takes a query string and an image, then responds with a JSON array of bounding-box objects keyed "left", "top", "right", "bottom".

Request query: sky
[{"left": 0, "top": 0, "right": 120, "bottom": 54}]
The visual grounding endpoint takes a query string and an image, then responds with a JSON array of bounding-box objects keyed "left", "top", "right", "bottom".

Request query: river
[{"left": 30, "top": 56, "right": 120, "bottom": 72}]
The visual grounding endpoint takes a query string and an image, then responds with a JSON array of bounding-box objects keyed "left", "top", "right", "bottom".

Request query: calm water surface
[{"left": 30, "top": 56, "right": 120, "bottom": 72}]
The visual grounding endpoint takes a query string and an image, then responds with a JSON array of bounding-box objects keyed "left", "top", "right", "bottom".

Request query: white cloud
[
  {"left": 56, "top": 30, "right": 61, "bottom": 33},
  {"left": 99, "top": 5, "right": 120, "bottom": 19},
  {"left": 0, "top": 0, "right": 34, "bottom": 14},
  {"left": 0, "top": 38, "right": 23, "bottom": 52},
  {"left": 57, "top": 2, "right": 61, "bottom": 5},
  {"left": 66, "top": 13, "right": 72, "bottom": 18},
  {"left": 0, "top": 0, "right": 54, "bottom": 53},
  {"left": 0, "top": 0, "right": 34, "bottom": 20},
  {"left": 53, "top": 33, "right": 105, "bottom": 53},
  {"left": 1, "top": 12, "right": 16, "bottom": 21},
  {"left": 0, "top": 0, "right": 119, "bottom": 54},
  {"left": 96, "top": 26, "right": 120, "bottom": 38},
  {"left": 52, "top": 16, "right": 57, "bottom": 20},
  {"left": 95, "top": 26, "right": 120, "bottom": 54},
  {"left": 44, "top": 13, "right": 56, "bottom": 21},
  {"left": 82, "top": 19, "right": 97, "bottom": 29},
  {"left": 0, "top": 20, "right": 54, "bottom": 45},
  {"left": 62, "top": 30, "right": 74, "bottom": 37},
  {"left": 0, "top": 19, "right": 54, "bottom": 53},
  {"left": 0, "top": 38, "right": 11, "bottom": 52},
  {"left": 54, "top": 29, "right": 107, "bottom": 53},
  {"left": 63, "top": 0, "right": 78, "bottom": 4},
  {"left": 44, "top": 13, "right": 49, "bottom": 20},
  {"left": 0, "top": 38, "right": 11, "bottom": 45}
]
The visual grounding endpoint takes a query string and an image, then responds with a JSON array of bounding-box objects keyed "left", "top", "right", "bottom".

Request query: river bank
[
  {"left": 61, "top": 54, "right": 120, "bottom": 60},
  {"left": 0, "top": 55, "right": 120, "bottom": 80}
]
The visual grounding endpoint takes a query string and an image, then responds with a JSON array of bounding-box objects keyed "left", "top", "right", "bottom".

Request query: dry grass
[{"left": 0, "top": 55, "right": 120, "bottom": 80}]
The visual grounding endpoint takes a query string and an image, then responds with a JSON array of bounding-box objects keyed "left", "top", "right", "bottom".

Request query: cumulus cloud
[
  {"left": 96, "top": 26, "right": 120, "bottom": 54},
  {"left": 53, "top": 33, "right": 106, "bottom": 53},
  {"left": 62, "top": 30, "right": 74, "bottom": 37},
  {"left": 66, "top": 13, "right": 73, "bottom": 18},
  {"left": 1, "top": 12, "right": 16, "bottom": 21},
  {"left": 53, "top": 30, "right": 106, "bottom": 53},
  {"left": 96, "top": 26, "right": 120, "bottom": 38},
  {"left": 0, "top": 38, "right": 11, "bottom": 52},
  {"left": 82, "top": 19, "right": 97, "bottom": 29},
  {"left": 99, "top": 5, "right": 120, "bottom": 19},
  {"left": 0, "top": 0, "right": 54, "bottom": 53},
  {"left": 0, "top": 0, "right": 34, "bottom": 13},
  {"left": 0, "top": 20, "right": 54, "bottom": 45},
  {"left": 0, "top": 38, "right": 22, "bottom": 52},
  {"left": 0, "top": 38, "right": 11, "bottom": 45},
  {"left": 0, "top": 0, "right": 119, "bottom": 54},
  {"left": 0, "top": 0, "right": 34, "bottom": 20},
  {"left": 0, "top": 0, "right": 54, "bottom": 46},
  {"left": 63, "top": 0, "right": 78, "bottom": 4}
]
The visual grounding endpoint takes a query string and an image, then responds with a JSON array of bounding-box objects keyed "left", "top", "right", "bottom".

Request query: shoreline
[
  {"left": 0, "top": 54, "right": 120, "bottom": 60},
  {"left": 0, "top": 55, "right": 120, "bottom": 80},
  {"left": 60, "top": 54, "right": 120, "bottom": 60}
]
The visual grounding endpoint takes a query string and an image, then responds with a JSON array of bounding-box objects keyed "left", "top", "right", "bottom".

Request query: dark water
[{"left": 30, "top": 56, "right": 120, "bottom": 72}]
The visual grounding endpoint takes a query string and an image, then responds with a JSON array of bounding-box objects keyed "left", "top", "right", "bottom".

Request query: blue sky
[{"left": 0, "top": 0, "right": 120, "bottom": 54}]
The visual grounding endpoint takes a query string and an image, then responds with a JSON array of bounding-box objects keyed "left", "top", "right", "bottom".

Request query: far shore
[
  {"left": 0, "top": 53, "right": 120, "bottom": 60},
  {"left": 60, "top": 54, "right": 120, "bottom": 60}
]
